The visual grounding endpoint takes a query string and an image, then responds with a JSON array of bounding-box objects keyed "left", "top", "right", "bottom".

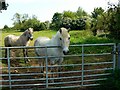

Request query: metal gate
[{"left": 0, "top": 43, "right": 116, "bottom": 89}]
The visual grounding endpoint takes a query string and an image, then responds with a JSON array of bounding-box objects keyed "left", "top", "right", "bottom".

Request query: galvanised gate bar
[{"left": 0, "top": 43, "right": 117, "bottom": 89}]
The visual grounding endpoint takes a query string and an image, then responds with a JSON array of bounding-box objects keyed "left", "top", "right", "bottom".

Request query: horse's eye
[
  {"left": 60, "top": 38, "right": 62, "bottom": 40},
  {"left": 68, "top": 37, "right": 70, "bottom": 40}
]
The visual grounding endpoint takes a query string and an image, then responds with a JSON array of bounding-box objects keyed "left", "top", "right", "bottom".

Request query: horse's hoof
[
  {"left": 41, "top": 71, "right": 44, "bottom": 73},
  {"left": 44, "top": 71, "right": 46, "bottom": 74},
  {"left": 51, "top": 80, "right": 54, "bottom": 83},
  {"left": 27, "top": 59, "right": 31, "bottom": 62},
  {"left": 14, "top": 69, "right": 18, "bottom": 73}
]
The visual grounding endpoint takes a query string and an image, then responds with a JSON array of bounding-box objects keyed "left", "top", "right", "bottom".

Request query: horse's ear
[
  {"left": 68, "top": 28, "right": 71, "bottom": 33},
  {"left": 68, "top": 30, "right": 70, "bottom": 33},
  {"left": 28, "top": 28, "right": 30, "bottom": 31},
  {"left": 28, "top": 28, "right": 33, "bottom": 32},
  {"left": 24, "top": 30, "right": 28, "bottom": 35},
  {"left": 59, "top": 28, "right": 62, "bottom": 34}
]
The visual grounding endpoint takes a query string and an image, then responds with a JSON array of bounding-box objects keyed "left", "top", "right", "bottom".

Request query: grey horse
[{"left": 4, "top": 28, "right": 34, "bottom": 63}]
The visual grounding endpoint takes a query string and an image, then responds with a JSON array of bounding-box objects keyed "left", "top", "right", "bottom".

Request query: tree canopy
[{"left": 3, "top": 1, "right": 120, "bottom": 39}]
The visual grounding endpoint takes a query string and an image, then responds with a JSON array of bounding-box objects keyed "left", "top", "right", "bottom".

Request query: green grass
[
  {"left": 70, "top": 30, "right": 115, "bottom": 44},
  {"left": 1, "top": 29, "right": 118, "bottom": 46}
]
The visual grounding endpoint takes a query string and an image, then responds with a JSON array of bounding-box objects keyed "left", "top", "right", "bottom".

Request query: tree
[
  {"left": 20, "top": 17, "right": 41, "bottom": 31},
  {"left": 40, "top": 22, "right": 47, "bottom": 30},
  {"left": 76, "top": 7, "right": 88, "bottom": 18},
  {"left": 21, "top": 14, "right": 29, "bottom": 23},
  {"left": 51, "top": 7, "right": 89, "bottom": 30},
  {"left": 44, "top": 21, "right": 50, "bottom": 29},
  {"left": 3, "top": 25, "right": 9, "bottom": 29},
  {"left": 12, "top": 13, "right": 22, "bottom": 25},
  {"left": 70, "top": 18, "right": 86, "bottom": 30},
  {"left": 91, "top": 7, "right": 105, "bottom": 36},
  {"left": 107, "top": 2, "right": 120, "bottom": 39},
  {"left": 12, "top": 13, "right": 42, "bottom": 31},
  {"left": 63, "top": 10, "right": 77, "bottom": 19},
  {"left": 91, "top": 7, "right": 104, "bottom": 19},
  {"left": 51, "top": 12, "right": 63, "bottom": 30},
  {"left": 61, "top": 17, "right": 72, "bottom": 29},
  {"left": 12, "top": 13, "right": 29, "bottom": 30}
]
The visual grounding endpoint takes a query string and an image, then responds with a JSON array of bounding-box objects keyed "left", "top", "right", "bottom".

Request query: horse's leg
[
  {"left": 4, "top": 45, "right": 11, "bottom": 63},
  {"left": 25, "top": 48, "right": 29, "bottom": 62},
  {"left": 58, "top": 58, "right": 63, "bottom": 77},
  {"left": 24, "top": 48, "right": 30, "bottom": 63},
  {"left": 41, "top": 60, "right": 43, "bottom": 73},
  {"left": 50, "top": 59, "right": 55, "bottom": 83},
  {"left": 38, "top": 59, "right": 43, "bottom": 73},
  {"left": 5, "top": 49, "right": 7, "bottom": 59},
  {"left": 23, "top": 49, "right": 27, "bottom": 64},
  {"left": 3, "top": 49, "right": 8, "bottom": 64}
]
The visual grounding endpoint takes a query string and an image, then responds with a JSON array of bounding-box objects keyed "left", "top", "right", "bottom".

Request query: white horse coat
[{"left": 34, "top": 27, "right": 70, "bottom": 70}]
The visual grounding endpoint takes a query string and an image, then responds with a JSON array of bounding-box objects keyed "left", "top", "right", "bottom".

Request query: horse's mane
[
  {"left": 51, "top": 31, "right": 60, "bottom": 41},
  {"left": 21, "top": 29, "right": 28, "bottom": 36}
]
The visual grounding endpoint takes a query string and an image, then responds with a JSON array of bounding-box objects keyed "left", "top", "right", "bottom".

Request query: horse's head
[
  {"left": 26, "top": 28, "right": 34, "bottom": 40},
  {"left": 58, "top": 27, "right": 70, "bottom": 55}
]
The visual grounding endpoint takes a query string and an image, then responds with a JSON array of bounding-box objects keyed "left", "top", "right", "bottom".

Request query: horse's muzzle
[
  {"left": 63, "top": 50, "right": 69, "bottom": 55},
  {"left": 30, "top": 38, "right": 33, "bottom": 40}
]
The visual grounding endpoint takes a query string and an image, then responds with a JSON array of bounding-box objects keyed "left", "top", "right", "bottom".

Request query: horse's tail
[
  {"left": 34, "top": 39, "right": 40, "bottom": 56},
  {"left": 4, "top": 37, "right": 7, "bottom": 59},
  {"left": 4, "top": 36, "right": 7, "bottom": 47},
  {"left": 4, "top": 36, "right": 11, "bottom": 59},
  {"left": 4, "top": 36, "right": 10, "bottom": 47}
]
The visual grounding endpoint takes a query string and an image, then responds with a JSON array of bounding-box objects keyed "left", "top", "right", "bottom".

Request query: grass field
[{"left": 1, "top": 29, "right": 118, "bottom": 47}]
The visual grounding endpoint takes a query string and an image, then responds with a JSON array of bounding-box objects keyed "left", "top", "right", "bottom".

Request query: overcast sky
[{"left": 0, "top": 0, "right": 118, "bottom": 28}]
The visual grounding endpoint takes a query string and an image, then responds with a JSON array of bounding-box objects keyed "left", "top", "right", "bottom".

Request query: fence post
[
  {"left": 81, "top": 45, "right": 84, "bottom": 86},
  {"left": 45, "top": 46, "right": 48, "bottom": 88},
  {"left": 112, "top": 43, "right": 116, "bottom": 70},
  {"left": 7, "top": 48, "right": 12, "bottom": 89},
  {"left": 0, "top": 47, "right": 2, "bottom": 89},
  {"left": 118, "top": 43, "right": 120, "bottom": 69}
]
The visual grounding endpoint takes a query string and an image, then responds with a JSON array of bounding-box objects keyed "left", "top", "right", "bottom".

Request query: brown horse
[{"left": 4, "top": 28, "right": 34, "bottom": 63}]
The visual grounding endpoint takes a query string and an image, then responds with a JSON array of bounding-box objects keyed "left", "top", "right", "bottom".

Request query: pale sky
[{"left": 0, "top": 0, "right": 118, "bottom": 28}]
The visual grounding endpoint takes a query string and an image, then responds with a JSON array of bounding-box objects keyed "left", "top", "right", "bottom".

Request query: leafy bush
[
  {"left": 99, "top": 69, "right": 120, "bottom": 90},
  {"left": 3, "top": 25, "right": 9, "bottom": 29}
]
